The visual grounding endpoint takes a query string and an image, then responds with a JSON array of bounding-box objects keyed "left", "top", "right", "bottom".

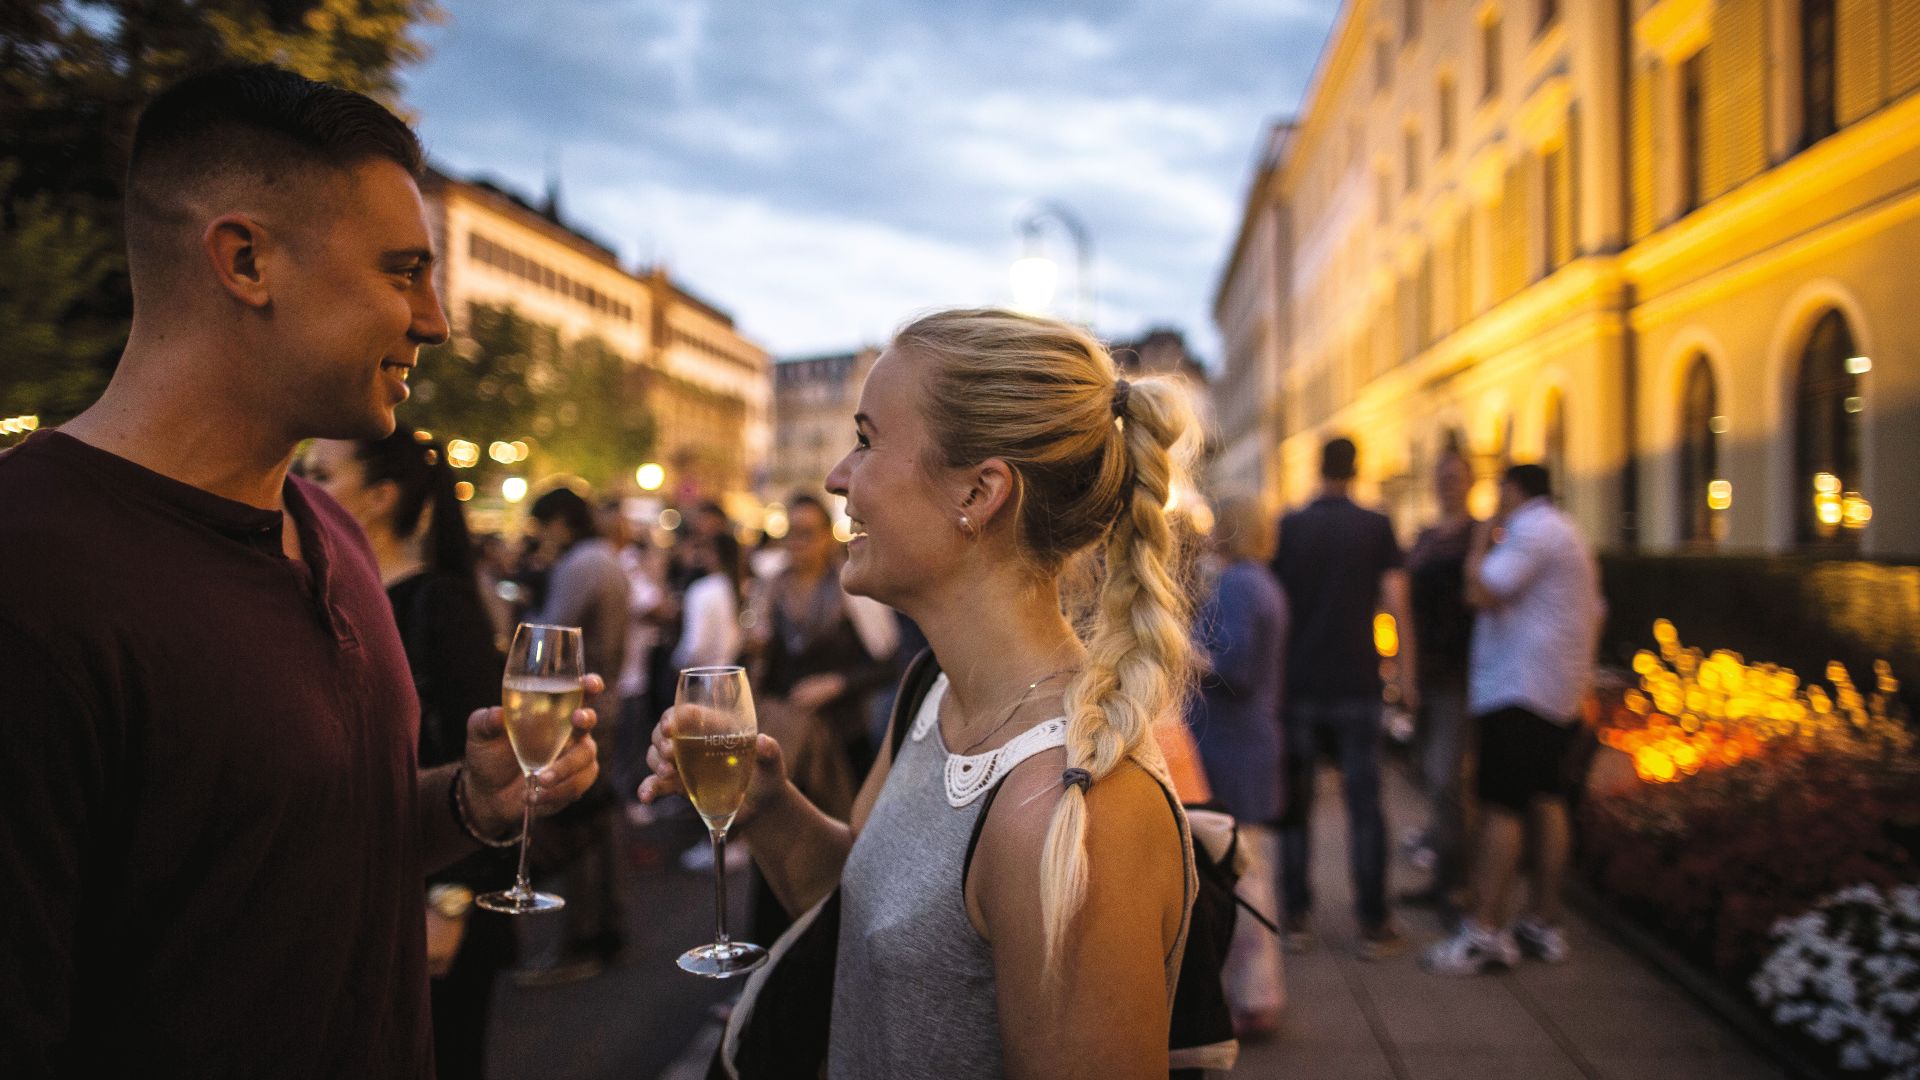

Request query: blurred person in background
[
  {"left": 518, "top": 487, "right": 630, "bottom": 982},
  {"left": 745, "top": 493, "right": 897, "bottom": 943},
  {"left": 1423, "top": 464, "right": 1603, "bottom": 975},
  {"left": 675, "top": 530, "right": 745, "bottom": 671},
  {"left": 613, "top": 529, "right": 669, "bottom": 824},
  {"left": 1271, "top": 436, "right": 1418, "bottom": 961},
  {"left": 1403, "top": 448, "right": 1481, "bottom": 919},
  {"left": 302, "top": 431, "right": 509, "bottom": 1080},
  {"left": 1186, "top": 495, "right": 1288, "bottom": 1037},
  {"left": 473, "top": 534, "right": 518, "bottom": 651}
]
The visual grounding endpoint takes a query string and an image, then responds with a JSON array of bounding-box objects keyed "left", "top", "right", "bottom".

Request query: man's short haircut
[
  {"left": 1320, "top": 436, "right": 1358, "bottom": 481},
  {"left": 130, "top": 64, "right": 422, "bottom": 184},
  {"left": 1504, "top": 463, "right": 1553, "bottom": 501},
  {"left": 124, "top": 66, "right": 422, "bottom": 276},
  {"left": 530, "top": 487, "right": 598, "bottom": 542}
]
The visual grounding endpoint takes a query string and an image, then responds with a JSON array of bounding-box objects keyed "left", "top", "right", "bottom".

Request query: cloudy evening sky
[{"left": 401, "top": 0, "right": 1337, "bottom": 362}]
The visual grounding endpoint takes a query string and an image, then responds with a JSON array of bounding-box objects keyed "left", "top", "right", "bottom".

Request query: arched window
[
  {"left": 1679, "top": 356, "right": 1725, "bottom": 543},
  {"left": 1794, "top": 309, "right": 1867, "bottom": 546}
]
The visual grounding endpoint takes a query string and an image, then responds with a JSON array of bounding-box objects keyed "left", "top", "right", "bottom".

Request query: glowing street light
[
  {"left": 1009, "top": 255, "right": 1059, "bottom": 313},
  {"left": 1011, "top": 201, "right": 1093, "bottom": 323},
  {"left": 446, "top": 439, "right": 480, "bottom": 469},
  {"left": 502, "top": 477, "right": 528, "bottom": 503},
  {"left": 635, "top": 462, "right": 665, "bottom": 491},
  {"left": 488, "top": 440, "right": 517, "bottom": 464}
]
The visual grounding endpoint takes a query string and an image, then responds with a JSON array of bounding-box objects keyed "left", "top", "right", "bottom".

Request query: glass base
[
  {"left": 677, "top": 940, "right": 768, "bottom": 979},
  {"left": 475, "top": 888, "right": 565, "bottom": 915}
]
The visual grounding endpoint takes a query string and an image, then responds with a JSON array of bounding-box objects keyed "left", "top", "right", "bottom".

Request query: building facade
[
  {"left": 423, "top": 171, "right": 770, "bottom": 510},
  {"left": 770, "top": 347, "right": 880, "bottom": 504},
  {"left": 1215, "top": 0, "right": 1920, "bottom": 559}
]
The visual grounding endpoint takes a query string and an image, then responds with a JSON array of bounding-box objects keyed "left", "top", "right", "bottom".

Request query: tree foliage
[
  {"left": 403, "top": 304, "right": 656, "bottom": 492},
  {"left": 0, "top": 0, "right": 440, "bottom": 422}
]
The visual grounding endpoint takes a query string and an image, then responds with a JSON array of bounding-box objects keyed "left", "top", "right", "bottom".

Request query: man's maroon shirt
[{"left": 0, "top": 430, "right": 432, "bottom": 1077}]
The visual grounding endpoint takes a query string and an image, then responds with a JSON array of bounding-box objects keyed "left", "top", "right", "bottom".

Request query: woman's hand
[{"left": 639, "top": 704, "right": 791, "bottom": 830}]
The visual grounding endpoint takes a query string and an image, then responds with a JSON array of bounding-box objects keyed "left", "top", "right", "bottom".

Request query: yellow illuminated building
[
  {"left": 422, "top": 171, "right": 770, "bottom": 508},
  {"left": 1214, "top": 0, "right": 1920, "bottom": 558}
]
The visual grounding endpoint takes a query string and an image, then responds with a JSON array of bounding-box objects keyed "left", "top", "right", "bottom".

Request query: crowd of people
[
  {"left": 0, "top": 62, "right": 1612, "bottom": 1080},
  {"left": 1180, "top": 434, "right": 1605, "bottom": 1041}
]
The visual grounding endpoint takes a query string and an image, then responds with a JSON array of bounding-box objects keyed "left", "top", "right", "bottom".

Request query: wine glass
[
  {"left": 674, "top": 665, "right": 769, "bottom": 978},
  {"left": 476, "top": 623, "right": 584, "bottom": 915}
]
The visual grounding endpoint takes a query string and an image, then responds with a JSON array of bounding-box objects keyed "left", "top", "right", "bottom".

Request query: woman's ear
[{"left": 961, "top": 458, "right": 1017, "bottom": 531}]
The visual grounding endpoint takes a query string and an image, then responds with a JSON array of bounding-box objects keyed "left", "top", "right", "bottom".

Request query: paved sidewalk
[
  {"left": 658, "top": 762, "right": 1787, "bottom": 1080},
  {"left": 1231, "top": 763, "right": 1785, "bottom": 1080}
]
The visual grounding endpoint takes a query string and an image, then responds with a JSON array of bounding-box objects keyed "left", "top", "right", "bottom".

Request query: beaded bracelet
[{"left": 450, "top": 764, "right": 524, "bottom": 848}]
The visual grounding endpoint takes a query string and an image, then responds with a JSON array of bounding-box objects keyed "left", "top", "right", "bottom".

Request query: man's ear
[
  {"left": 202, "top": 214, "right": 274, "bottom": 309},
  {"left": 960, "top": 458, "right": 1017, "bottom": 530}
]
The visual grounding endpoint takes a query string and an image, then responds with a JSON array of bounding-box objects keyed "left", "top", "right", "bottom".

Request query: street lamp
[{"left": 1010, "top": 201, "right": 1093, "bottom": 324}]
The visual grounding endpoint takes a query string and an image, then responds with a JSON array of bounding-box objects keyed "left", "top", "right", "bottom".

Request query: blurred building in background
[
  {"left": 423, "top": 170, "right": 770, "bottom": 512},
  {"left": 770, "top": 346, "right": 881, "bottom": 505},
  {"left": 1214, "top": 0, "right": 1920, "bottom": 560}
]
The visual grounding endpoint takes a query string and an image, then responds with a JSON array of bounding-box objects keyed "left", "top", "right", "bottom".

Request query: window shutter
[
  {"left": 1629, "top": 60, "right": 1657, "bottom": 241},
  {"left": 1891, "top": 0, "right": 1920, "bottom": 97},
  {"left": 1835, "top": 0, "right": 1885, "bottom": 125},
  {"left": 1705, "top": 0, "right": 1768, "bottom": 201},
  {"left": 1498, "top": 161, "right": 1529, "bottom": 300}
]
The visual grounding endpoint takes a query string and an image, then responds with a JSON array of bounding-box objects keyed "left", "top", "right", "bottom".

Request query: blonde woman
[{"left": 643, "top": 308, "right": 1199, "bottom": 1078}]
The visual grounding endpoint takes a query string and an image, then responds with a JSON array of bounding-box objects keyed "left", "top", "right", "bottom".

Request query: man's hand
[{"left": 461, "top": 674, "right": 604, "bottom": 838}]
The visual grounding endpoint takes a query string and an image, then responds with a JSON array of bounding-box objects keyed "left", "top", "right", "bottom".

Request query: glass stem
[
  {"left": 711, "top": 827, "right": 731, "bottom": 946},
  {"left": 513, "top": 776, "right": 537, "bottom": 898}
]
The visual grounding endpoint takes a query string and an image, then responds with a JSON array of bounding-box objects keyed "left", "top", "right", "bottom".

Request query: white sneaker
[
  {"left": 1421, "top": 923, "right": 1519, "bottom": 975},
  {"left": 1514, "top": 918, "right": 1570, "bottom": 964}
]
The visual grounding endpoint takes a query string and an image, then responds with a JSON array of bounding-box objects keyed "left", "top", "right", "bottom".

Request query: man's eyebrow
[
  {"left": 382, "top": 247, "right": 436, "bottom": 264},
  {"left": 854, "top": 412, "right": 876, "bottom": 432}
]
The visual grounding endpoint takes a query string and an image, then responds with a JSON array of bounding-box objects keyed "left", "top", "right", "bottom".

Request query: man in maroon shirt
[{"left": 0, "top": 67, "right": 602, "bottom": 1077}]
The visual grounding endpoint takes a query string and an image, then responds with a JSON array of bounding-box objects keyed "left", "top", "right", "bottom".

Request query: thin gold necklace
[{"left": 955, "top": 668, "right": 1077, "bottom": 756}]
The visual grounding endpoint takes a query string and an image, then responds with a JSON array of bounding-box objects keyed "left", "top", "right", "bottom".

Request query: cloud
[{"left": 402, "top": 0, "right": 1339, "bottom": 361}]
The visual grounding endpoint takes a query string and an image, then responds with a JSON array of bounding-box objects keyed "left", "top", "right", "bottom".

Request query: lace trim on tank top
[{"left": 909, "top": 675, "right": 1070, "bottom": 808}]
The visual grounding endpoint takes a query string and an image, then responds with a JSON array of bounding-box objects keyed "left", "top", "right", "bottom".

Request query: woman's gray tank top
[{"left": 827, "top": 674, "right": 1190, "bottom": 1079}]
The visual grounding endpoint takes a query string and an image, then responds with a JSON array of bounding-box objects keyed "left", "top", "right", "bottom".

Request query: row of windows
[
  {"left": 1365, "top": 0, "right": 1909, "bottom": 241},
  {"left": 668, "top": 325, "right": 757, "bottom": 370},
  {"left": 1376, "top": 1, "right": 1559, "bottom": 104},
  {"left": 467, "top": 232, "right": 637, "bottom": 323}
]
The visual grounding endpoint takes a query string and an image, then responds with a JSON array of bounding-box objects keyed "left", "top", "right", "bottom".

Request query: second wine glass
[
  {"left": 674, "top": 665, "right": 768, "bottom": 977},
  {"left": 476, "top": 622, "right": 583, "bottom": 915}
]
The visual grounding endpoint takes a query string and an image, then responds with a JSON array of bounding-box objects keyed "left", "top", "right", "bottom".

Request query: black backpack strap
[
  {"left": 886, "top": 648, "right": 941, "bottom": 762},
  {"left": 961, "top": 775, "right": 1012, "bottom": 896}
]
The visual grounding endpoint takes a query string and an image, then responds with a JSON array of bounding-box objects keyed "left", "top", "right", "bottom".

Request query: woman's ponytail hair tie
[
  {"left": 1111, "top": 379, "right": 1131, "bottom": 419},
  {"left": 1061, "top": 767, "right": 1093, "bottom": 794}
]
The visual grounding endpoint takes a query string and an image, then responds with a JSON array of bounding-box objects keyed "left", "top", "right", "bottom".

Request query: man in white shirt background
[{"left": 1424, "top": 463, "right": 1604, "bottom": 975}]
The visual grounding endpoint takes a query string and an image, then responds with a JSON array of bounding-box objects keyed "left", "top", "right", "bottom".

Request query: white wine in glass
[
  {"left": 674, "top": 665, "right": 769, "bottom": 978},
  {"left": 476, "top": 623, "right": 583, "bottom": 915}
]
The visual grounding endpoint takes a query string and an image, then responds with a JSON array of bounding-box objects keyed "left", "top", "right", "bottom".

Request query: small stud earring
[{"left": 958, "top": 514, "right": 972, "bottom": 534}]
